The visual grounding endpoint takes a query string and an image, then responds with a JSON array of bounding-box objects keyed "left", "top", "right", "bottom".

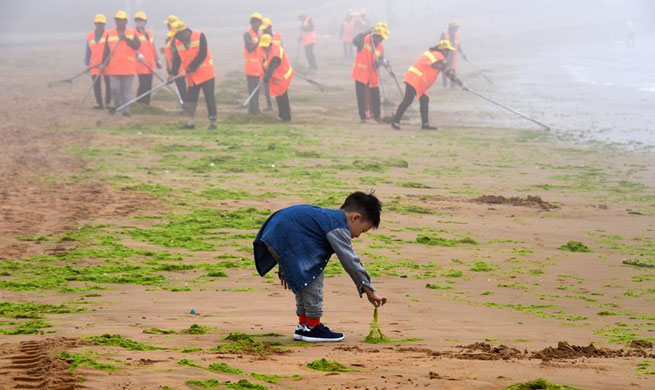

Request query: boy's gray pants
[
  {"left": 295, "top": 272, "right": 324, "bottom": 318},
  {"left": 267, "top": 245, "right": 324, "bottom": 319},
  {"left": 109, "top": 75, "right": 134, "bottom": 114}
]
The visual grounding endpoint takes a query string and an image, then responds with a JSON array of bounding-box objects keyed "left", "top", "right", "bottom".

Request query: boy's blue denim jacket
[{"left": 253, "top": 205, "right": 374, "bottom": 296}]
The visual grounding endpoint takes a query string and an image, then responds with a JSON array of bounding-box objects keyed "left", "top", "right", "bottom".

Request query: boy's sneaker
[
  {"left": 293, "top": 323, "right": 309, "bottom": 341},
  {"left": 301, "top": 323, "right": 344, "bottom": 342}
]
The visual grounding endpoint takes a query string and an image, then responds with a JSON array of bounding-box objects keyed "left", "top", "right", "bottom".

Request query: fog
[{"left": 1, "top": 0, "right": 654, "bottom": 144}]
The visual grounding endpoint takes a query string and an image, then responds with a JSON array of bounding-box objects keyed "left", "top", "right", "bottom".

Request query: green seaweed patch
[
  {"left": 178, "top": 358, "right": 202, "bottom": 368},
  {"left": 425, "top": 284, "right": 452, "bottom": 290},
  {"left": 143, "top": 328, "right": 176, "bottom": 334},
  {"left": 182, "top": 348, "right": 203, "bottom": 353},
  {"left": 208, "top": 362, "right": 243, "bottom": 375},
  {"left": 637, "top": 360, "right": 655, "bottom": 375},
  {"left": 307, "top": 358, "right": 356, "bottom": 372},
  {"left": 401, "top": 182, "right": 432, "bottom": 189},
  {"left": 0, "top": 320, "right": 52, "bottom": 335},
  {"left": 559, "top": 241, "right": 591, "bottom": 252},
  {"left": 470, "top": 261, "right": 493, "bottom": 272},
  {"left": 211, "top": 333, "right": 284, "bottom": 354},
  {"left": 183, "top": 324, "right": 212, "bottom": 335},
  {"left": 59, "top": 351, "right": 116, "bottom": 371},
  {"left": 0, "top": 301, "right": 81, "bottom": 319},
  {"left": 127, "top": 207, "right": 269, "bottom": 251},
  {"left": 363, "top": 308, "right": 421, "bottom": 344},
  {"left": 226, "top": 380, "right": 267, "bottom": 390},
  {"left": 186, "top": 379, "right": 220, "bottom": 389},
  {"left": 503, "top": 378, "right": 581, "bottom": 390},
  {"left": 87, "top": 334, "right": 159, "bottom": 351},
  {"left": 442, "top": 269, "right": 464, "bottom": 278},
  {"left": 251, "top": 373, "right": 301, "bottom": 383},
  {"left": 416, "top": 234, "right": 478, "bottom": 246}
]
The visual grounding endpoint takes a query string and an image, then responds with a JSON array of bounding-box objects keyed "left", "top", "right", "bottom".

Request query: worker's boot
[
  {"left": 421, "top": 123, "right": 437, "bottom": 130},
  {"left": 391, "top": 121, "right": 401, "bottom": 130},
  {"left": 208, "top": 115, "right": 217, "bottom": 130}
]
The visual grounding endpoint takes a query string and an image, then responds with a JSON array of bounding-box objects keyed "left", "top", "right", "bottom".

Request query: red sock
[
  {"left": 298, "top": 314, "right": 308, "bottom": 325},
  {"left": 306, "top": 316, "right": 320, "bottom": 328}
]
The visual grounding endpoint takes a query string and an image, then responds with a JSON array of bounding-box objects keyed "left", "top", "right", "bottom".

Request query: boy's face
[{"left": 346, "top": 212, "right": 374, "bottom": 238}]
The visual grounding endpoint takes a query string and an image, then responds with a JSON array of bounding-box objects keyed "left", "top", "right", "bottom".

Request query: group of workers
[{"left": 83, "top": 9, "right": 468, "bottom": 131}]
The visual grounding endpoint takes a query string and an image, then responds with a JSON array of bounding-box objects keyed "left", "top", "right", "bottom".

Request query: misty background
[{"left": 1, "top": 0, "right": 654, "bottom": 145}]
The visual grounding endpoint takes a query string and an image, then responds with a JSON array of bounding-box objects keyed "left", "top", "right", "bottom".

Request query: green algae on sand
[{"left": 363, "top": 307, "right": 421, "bottom": 344}]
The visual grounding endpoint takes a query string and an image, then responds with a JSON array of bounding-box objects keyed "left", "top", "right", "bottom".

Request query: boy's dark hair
[{"left": 340, "top": 191, "right": 382, "bottom": 228}]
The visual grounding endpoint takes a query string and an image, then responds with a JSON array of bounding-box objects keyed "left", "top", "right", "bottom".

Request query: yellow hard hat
[
  {"left": 259, "top": 34, "right": 272, "bottom": 47},
  {"left": 372, "top": 26, "right": 388, "bottom": 40},
  {"left": 114, "top": 10, "right": 128, "bottom": 20},
  {"left": 449, "top": 19, "right": 461, "bottom": 28},
  {"left": 260, "top": 17, "right": 272, "bottom": 30},
  {"left": 94, "top": 14, "right": 107, "bottom": 24},
  {"left": 134, "top": 11, "right": 147, "bottom": 21},
  {"left": 164, "top": 14, "right": 178, "bottom": 25},
  {"left": 171, "top": 20, "right": 187, "bottom": 34},
  {"left": 251, "top": 12, "right": 263, "bottom": 21},
  {"left": 375, "top": 22, "right": 389, "bottom": 34},
  {"left": 436, "top": 39, "right": 455, "bottom": 51}
]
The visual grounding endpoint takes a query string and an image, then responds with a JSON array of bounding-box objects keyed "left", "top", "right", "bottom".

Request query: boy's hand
[
  {"left": 364, "top": 286, "right": 387, "bottom": 307},
  {"left": 280, "top": 276, "right": 288, "bottom": 290}
]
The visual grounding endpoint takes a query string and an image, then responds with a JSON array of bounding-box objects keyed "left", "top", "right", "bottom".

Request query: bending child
[{"left": 253, "top": 191, "right": 387, "bottom": 342}]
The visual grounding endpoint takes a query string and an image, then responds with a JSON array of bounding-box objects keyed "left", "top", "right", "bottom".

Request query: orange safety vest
[
  {"left": 175, "top": 30, "right": 215, "bottom": 87},
  {"left": 301, "top": 16, "right": 316, "bottom": 45},
  {"left": 103, "top": 28, "right": 138, "bottom": 76},
  {"left": 442, "top": 30, "right": 459, "bottom": 69},
  {"left": 341, "top": 19, "right": 356, "bottom": 43},
  {"left": 244, "top": 28, "right": 262, "bottom": 77},
  {"left": 272, "top": 31, "right": 283, "bottom": 47},
  {"left": 263, "top": 42, "right": 294, "bottom": 97},
  {"left": 87, "top": 30, "right": 106, "bottom": 75},
  {"left": 351, "top": 34, "right": 383, "bottom": 87},
  {"left": 135, "top": 28, "right": 156, "bottom": 74},
  {"left": 403, "top": 50, "right": 445, "bottom": 98}
]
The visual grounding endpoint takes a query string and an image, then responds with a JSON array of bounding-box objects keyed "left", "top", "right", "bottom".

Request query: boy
[{"left": 253, "top": 191, "right": 387, "bottom": 342}]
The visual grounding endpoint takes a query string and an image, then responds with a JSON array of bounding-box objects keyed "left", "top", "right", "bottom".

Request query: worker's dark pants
[
  {"left": 186, "top": 78, "right": 217, "bottom": 121},
  {"left": 275, "top": 91, "right": 291, "bottom": 122},
  {"left": 174, "top": 76, "right": 188, "bottom": 102},
  {"left": 393, "top": 83, "right": 429, "bottom": 125},
  {"left": 92, "top": 74, "right": 111, "bottom": 107},
  {"left": 136, "top": 73, "right": 154, "bottom": 104},
  {"left": 304, "top": 44, "right": 318, "bottom": 70},
  {"left": 343, "top": 42, "right": 353, "bottom": 58},
  {"left": 264, "top": 81, "right": 272, "bottom": 109},
  {"left": 246, "top": 75, "right": 260, "bottom": 114},
  {"left": 355, "top": 81, "right": 380, "bottom": 120}
]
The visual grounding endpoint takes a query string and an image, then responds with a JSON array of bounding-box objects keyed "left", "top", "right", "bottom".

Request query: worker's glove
[
  {"left": 453, "top": 77, "right": 463, "bottom": 86},
  {"left": 137, "top": 53, "right": 145, "bottom": 62},
  {"left": 156, "top": 61, "right": 162, "bottom": 69},
  {"left": 263, "top": 75, "right": 271, "bottom": 83},
  {"left": 186, "top": 66, "right": 197, "bottom": 74}
]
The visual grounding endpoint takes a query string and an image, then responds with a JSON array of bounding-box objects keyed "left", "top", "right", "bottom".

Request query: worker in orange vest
[
  {"left": 298, "top": 12, "right": 317, "bottom": 71},
  {"left": 340, "top": 9, "right": 356, "bottom": 58},
  {"left": 162, "top": 15, "right": 187, "bottom": 102},
  {"left": 391, "top": 40, "right": 464, "bottom": 131},
  {"left": 84, "top": 14, "right": 110, "bottom": 109},
  {"left": 260, "top": 17, "right": 282, "bottom": 111},
  {"left": 355, "top": 8, "right": 370, "bottom": 33},
  {"left": 170, "top": 21, "right": 217, "bottom": 130},
  {"left": 351, "top": 25, "right": 387, "bottom": 123},
  {"left": 440, "top": 20, "right": 467, "bottom": 88},
  {"left": 260, "top": 34, "right": 294, "bottom": 122},
  {"left": 134, "top": 11, "right": 160, "bottom": 105},
  {"left": 100, "top": 10, "right": 140, "bottom": 116},
  {"left": 244, "top": 12, "right": 263, "bottom": 115}
]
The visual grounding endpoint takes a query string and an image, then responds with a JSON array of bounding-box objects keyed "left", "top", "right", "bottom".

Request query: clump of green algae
[
  {"left": 362, "top": 308, "right": 421, "bottom": 344},
  {"left": 503, "top": 378, "right": 580, "bottom": 390},
  {"left": 306, "top": 358, "right": 354, "bottom": 372}
]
